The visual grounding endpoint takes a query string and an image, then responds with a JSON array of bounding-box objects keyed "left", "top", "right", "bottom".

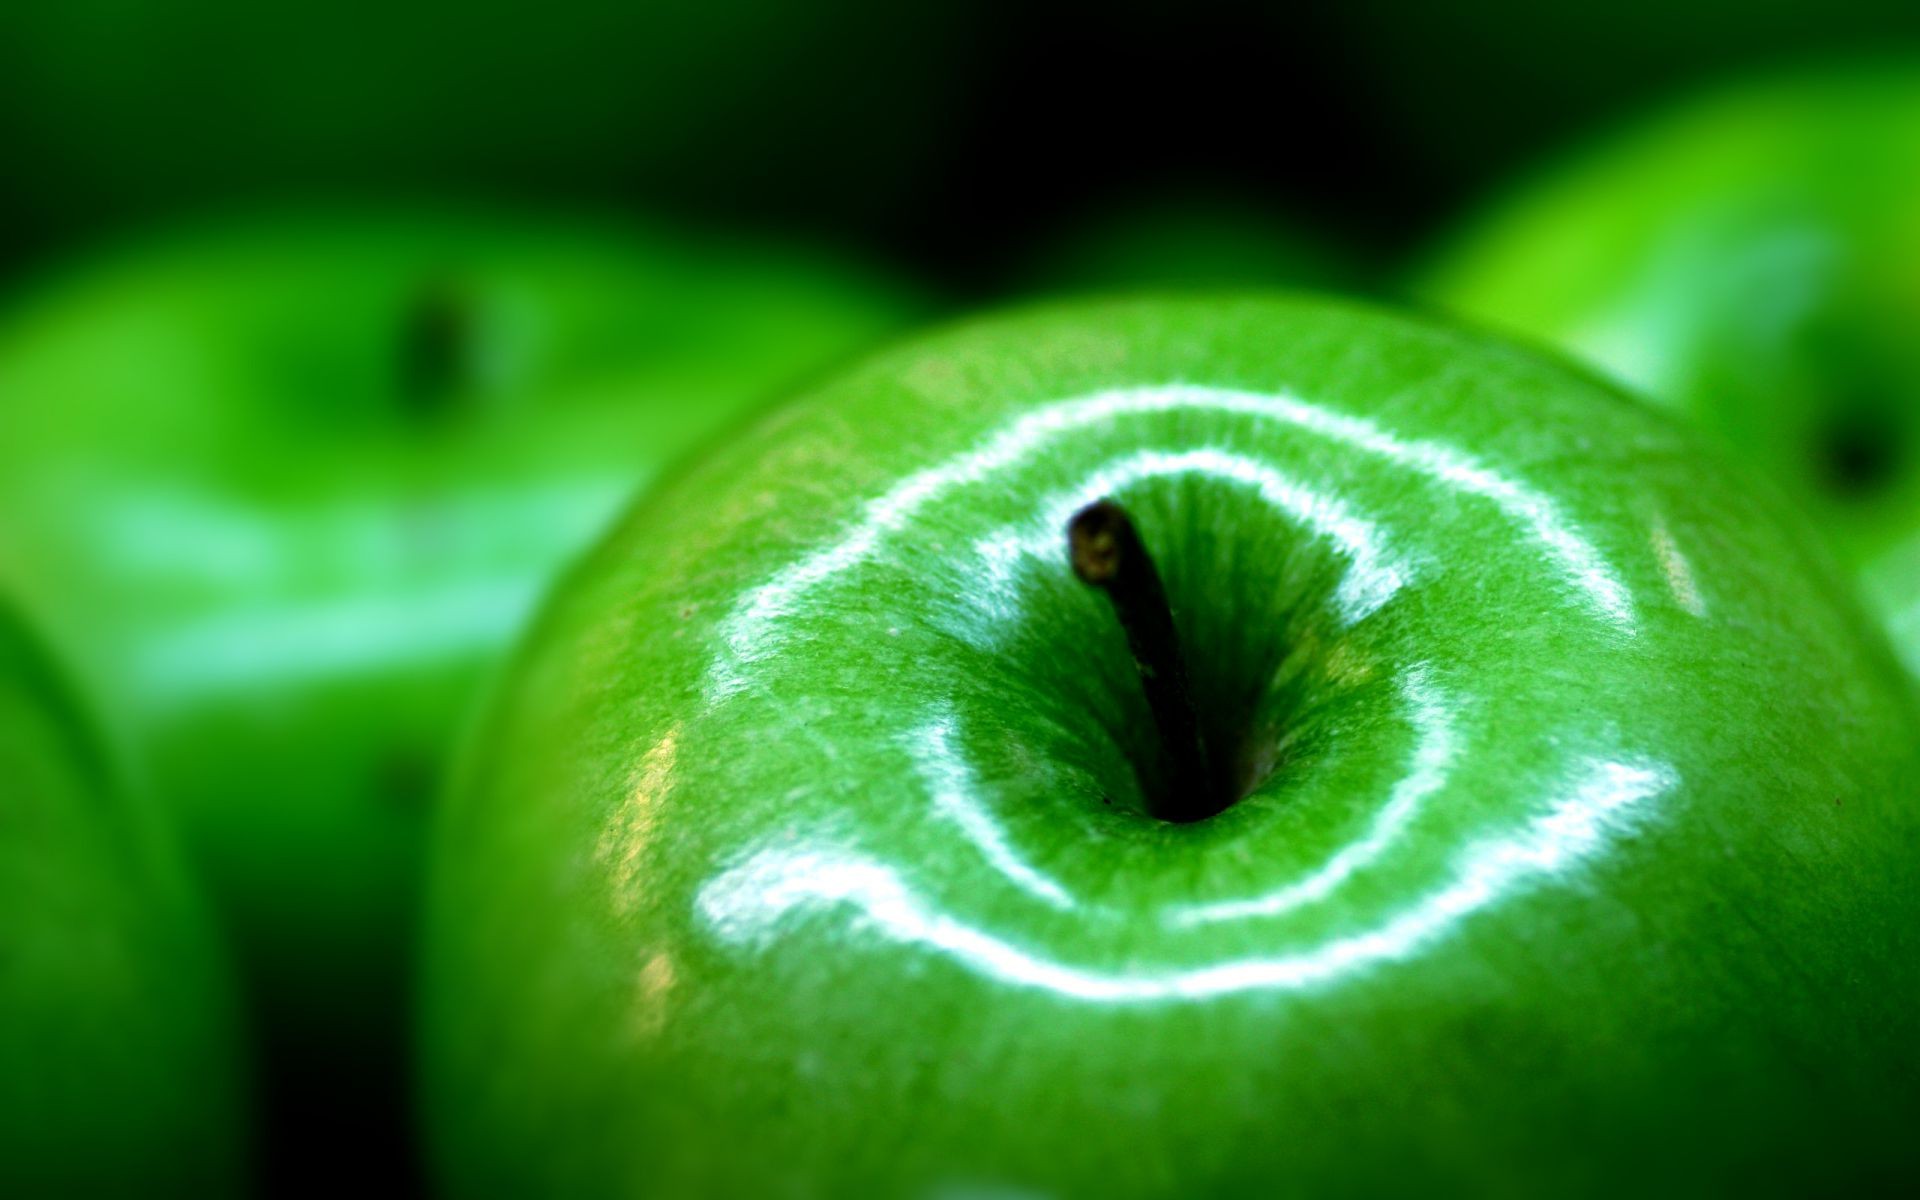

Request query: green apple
[
  {"left": 1415, "top": 65, "right": 1920, "bottom": 674},
  {"left": 423, "top": 296, "right": 1920, "bottom": 1196},
  {"left": 1, "top": 601, "right": 246, "bottom": 1195},
  {"left": 1010, "top": 192, "right": 1355, "bottom": 297},
  {"left": 0, "top": 207, "right": 917, "bottom": 1175}
]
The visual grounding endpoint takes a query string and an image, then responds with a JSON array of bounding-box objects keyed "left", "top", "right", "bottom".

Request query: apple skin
[
  {"left": 0, "top": 602, "right": 247, "bottom": 1195},
  {"left": 0, "top": 208, "right": 916, "bottom": 1172},
  {"left": 1415, "top": 66, "right": 1920, "bottom": 673},
  {"left": 423, "top": 296, "right": 1920, "bottom": 1196}
]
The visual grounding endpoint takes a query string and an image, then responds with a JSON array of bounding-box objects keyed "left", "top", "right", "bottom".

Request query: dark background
[{"left": 5, "top": 1, "right": 1918, "bottom": 300}]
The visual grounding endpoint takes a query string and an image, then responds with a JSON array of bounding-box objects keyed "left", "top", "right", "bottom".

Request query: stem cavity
[
  {"left": 399, "top": 280, "right": 474, "bottom": 416},
  {"left": 1068, "top": 498, "right": 1222, "bottom": 823}
]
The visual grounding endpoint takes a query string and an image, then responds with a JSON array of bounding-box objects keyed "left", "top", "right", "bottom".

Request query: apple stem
[
  {"left": 1068, "top": 498, "right": 1219, "bottom": 823},
  {"left": 400, "top": 282, "right": 471, "bottom": 412}
]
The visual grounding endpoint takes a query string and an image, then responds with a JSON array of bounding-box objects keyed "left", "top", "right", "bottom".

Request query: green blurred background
[{"left": 3, "top": 1, "right": 1919, "bottom": 1195}]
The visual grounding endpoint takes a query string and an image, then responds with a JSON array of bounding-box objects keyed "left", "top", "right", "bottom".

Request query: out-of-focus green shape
[
  {"left": 0, "top": 0, "right": 973, "bottom": 240},
  {"left": 1009, "top": 192, "right": 1357, "bottom": 298},
  {"left": 1417, "top": 63, "right": 1920, "bottom": 674},
  {"left": 1, "top": 602, "right": 247, "bottom": 1196},
  {"left": 0, "top": 206, "right": 921, "bottom": 1176},
  {"left": 1331, "top": 1, "right": 1920, "bottom": 190}
]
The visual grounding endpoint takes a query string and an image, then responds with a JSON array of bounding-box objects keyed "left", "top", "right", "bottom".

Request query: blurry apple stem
[
  {"left": 400, "top": 281, "right": 470, "bottom": 413},
  {"left": 1068, "top": 499, "right": 1217, "bottom": 823}
]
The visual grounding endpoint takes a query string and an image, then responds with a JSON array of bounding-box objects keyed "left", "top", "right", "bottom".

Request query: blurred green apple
[
  {"left": 1, "top": 601, "right": 246, "bottom": 1195},
  {"left": 0, "top": 206, "right": 918, "bottom": 1178},
  {"left": 1417, "top": 64, "right": 1920, "bottom": 672},
  {"left": 425, "top": 297, "right": 1920, "bottom": 1196}
]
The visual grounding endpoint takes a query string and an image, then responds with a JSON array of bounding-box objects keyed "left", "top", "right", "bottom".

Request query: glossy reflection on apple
[
  {"left": 1417, "top": 64, "right": 1920, "bottom": 674},
  {"left": 425, "top": 297, "right": 1920, "bottom": 1197}
]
